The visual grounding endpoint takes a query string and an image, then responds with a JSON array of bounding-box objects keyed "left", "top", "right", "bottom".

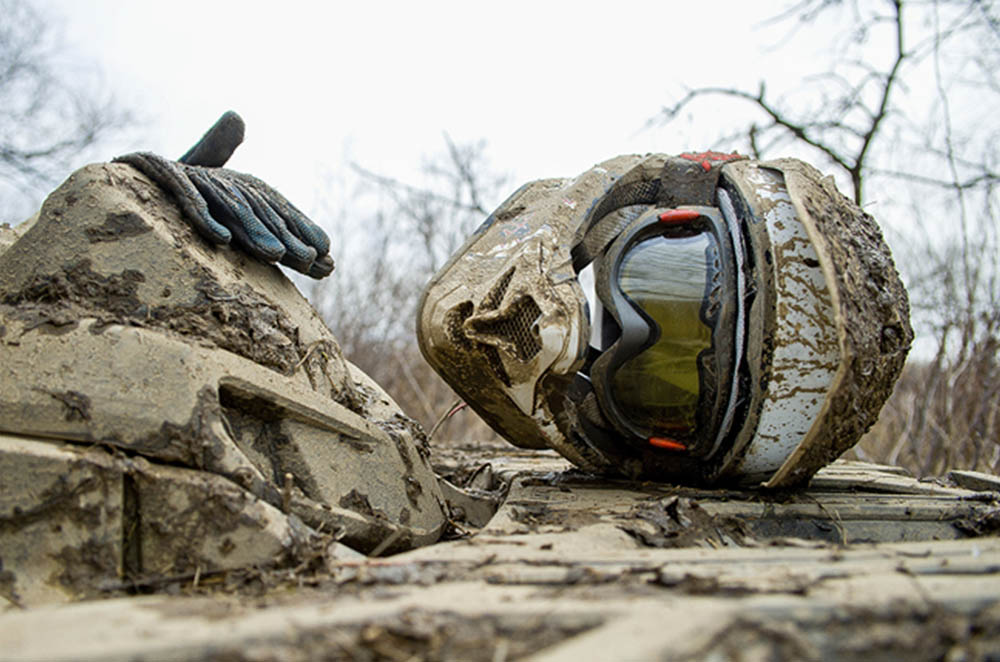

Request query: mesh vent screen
[
  {"left": 443, "top": 276, "right": 544, "bottom": 389},
  {"left": 469, "top": 296, "right": 543, "bottom": 361}
]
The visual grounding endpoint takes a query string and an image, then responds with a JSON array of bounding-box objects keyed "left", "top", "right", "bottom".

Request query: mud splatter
[
  {"left": 86, "top": 212, "right": 151, "bottom": 243},
  {"left": 33, "top": 389, "right": 91, "bottom": 422},
  {"left": 135, "top": 386, "right": 224, "bottom": 468},
  {"left": 619, "top": 496, "right": 753, "bottom": 548},
  {"left": 339, "top": 490, "right": 383, "bottom": 520},
  {"left": 211, "top": 609, "right": 602, "bottom": 662},
  {"left": 51, "top": 538, "right": 119, "bottom": 596},
  {"left": 3, "top": 259, "right": 145, "bottom": 319}
]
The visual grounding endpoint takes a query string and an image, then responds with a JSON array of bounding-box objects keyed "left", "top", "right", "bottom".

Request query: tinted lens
[{"left": 611, "top": 233, "right": 717, "bottom": 435}]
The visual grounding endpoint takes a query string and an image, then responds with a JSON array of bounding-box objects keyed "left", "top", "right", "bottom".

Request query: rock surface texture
[{"left": 3, "top": 444, "right": 1000, "bottom": 661}]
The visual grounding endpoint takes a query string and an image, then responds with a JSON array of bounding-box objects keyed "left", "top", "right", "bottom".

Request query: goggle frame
[{"left": 587, "top": 205, "right": 741, "bottom": 459}]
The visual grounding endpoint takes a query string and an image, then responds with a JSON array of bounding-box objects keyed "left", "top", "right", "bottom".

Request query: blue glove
[{"left": 114, "top": 112, "right": 334, "bottom": 278}]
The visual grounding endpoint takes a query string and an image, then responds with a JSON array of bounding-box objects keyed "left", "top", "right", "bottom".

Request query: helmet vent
[
  {"left": 468, "top": 296, "right": 543, "bottom": 362},
  {"left": 445, "top": 300, "right": 513, "bottom": 386},
  {"left": 479, "top": 267, "right": 515, "bottom": 312},
  {"left": 445, "top": 301, "right": 475, "bottom": 350}
]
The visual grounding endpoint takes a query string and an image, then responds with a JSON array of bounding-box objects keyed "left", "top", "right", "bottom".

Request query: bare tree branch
[
  {"left": 657, "top": 83, "right": 859, "bottom": 196},
  {"left": 314, "top": 139, "right": 509, "bottom": 440},
  {"left": 852, "top": 0, "right": 906, "bottom": 203},
  {"left": 0, "top": 0, "right": 134, "bottom": 221},
  {"left": 654, "top": 0, "right": 908, "bottom": 204}
]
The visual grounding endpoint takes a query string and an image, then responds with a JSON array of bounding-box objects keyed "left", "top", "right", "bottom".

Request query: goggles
[{"left": 580, "top": 192, "right": 747, "bottom": 460}]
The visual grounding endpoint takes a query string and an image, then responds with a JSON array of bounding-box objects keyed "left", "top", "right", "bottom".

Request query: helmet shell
[
  {"left": 418, "top": 154, "right": 912, "bottom": 486},
  {"left": 733, "top": 159, "right": 912, "bottom": 487}
]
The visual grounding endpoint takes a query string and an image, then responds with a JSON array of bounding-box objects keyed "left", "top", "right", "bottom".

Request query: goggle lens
[{"left": 611, "top": 232, "right": 718, "bottom": 437}]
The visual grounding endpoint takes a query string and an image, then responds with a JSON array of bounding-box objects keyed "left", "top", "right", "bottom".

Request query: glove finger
[
  {"left": 283, "top": 250, "right": 322, "bottom": 275},
  {"left": 189, "top": 170, "right": 285, "bottom": 262},
  {"left": 113, "top": 152, "right": 232, "bottom": 244},
  {"left": 178, "top": 111, "right": 245, "bottom": 167},
  {"left": 240, "top": 173, "right": 331, "bottom": 255},
  {"left": 241, "top": 186, "right": 319, "bottom": 273},
  {"left": 278, "top": 199, "right": 330, "bottom": 256},
  {"left": 307, "top": 254, "right": 335, "bottom": 279}
]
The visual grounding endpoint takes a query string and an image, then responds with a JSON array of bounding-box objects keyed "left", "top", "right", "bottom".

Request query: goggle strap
[
  {"left": 657, "top": 153, "right": 747, "bottom": 209},
  {"left": 578, "top": 388, "right": 611, "bottom": 430},
  {"left": 571, "top": 177, "right": 661, "bottom": 271},
  {"left": 572, "top": 205, "right": 648, "bottom": 273},
  {"left": 572, "top": 154, "right": 748, "bottom": 272}
]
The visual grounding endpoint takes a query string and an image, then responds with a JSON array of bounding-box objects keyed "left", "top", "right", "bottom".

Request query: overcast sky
[
  {"left": 25, "top": 0, "right": 974, "bottom": 362},
  {"left": 43, "top": 1, "right": 847, "bottom": 215}
]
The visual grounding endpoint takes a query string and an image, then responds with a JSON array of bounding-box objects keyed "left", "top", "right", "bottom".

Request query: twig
[
  {"left": 369, "top": 528, "right": 405, "bottom": 558},
  {"left": 282, "top": 472, "right": 294, "bottom": 514},
  {"left": 427, "top": 399, "right": 468, "bottom": 443},
  {"left": 492, "top": 638, "right": 510, "bottom": 662},
  {"left": 293, "top": 340, "right": 326, "bottom": 373}
]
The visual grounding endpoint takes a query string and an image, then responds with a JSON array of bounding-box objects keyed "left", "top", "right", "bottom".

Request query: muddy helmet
[{"left": 417, "top": 153, "right": 912, "bottom": 487}]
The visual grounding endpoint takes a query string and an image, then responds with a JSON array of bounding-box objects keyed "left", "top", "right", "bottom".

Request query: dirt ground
[{"left": 5, "top": 438, "right": 1000, "bottom": 661}]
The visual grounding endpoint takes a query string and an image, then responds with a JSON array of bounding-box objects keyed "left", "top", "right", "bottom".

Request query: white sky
[{"left": 45, "top": 0, "right": 834, "bottom": 214}]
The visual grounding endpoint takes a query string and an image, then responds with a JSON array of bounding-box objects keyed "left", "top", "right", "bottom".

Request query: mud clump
[
  {"left": 85, "top": 212, "right": 152, "bottom": 243},
  {"left": 619, "top": 496, "right": 754, "bottom": 548},
  {"left": 339, "top": 490, "right": 385, "bottom": 521},
  {"left": 683, "top": 602, "right": 1000, "bottom": 662},
  {"left": 33, "top": 389, "right": 92, "bottom": 422},
  {"left": 50, "top": 539, "right": 120, "bottom": 596},
  {"left": 2, "top": 259, "right": 313, "bottom": 378},
  {"left": 4, "top": 259, "right": 145, "bottom": 322}
]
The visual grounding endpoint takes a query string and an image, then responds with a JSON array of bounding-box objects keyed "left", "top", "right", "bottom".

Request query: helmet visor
[{"left": 612, "top": 232, "right": 717, "bottom": 436}]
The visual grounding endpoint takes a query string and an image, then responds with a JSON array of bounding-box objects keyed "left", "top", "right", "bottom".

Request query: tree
[
  {"left": 653, "top": 0, "right": 1000, "bottom": 475},
  {"left": 309, "top": 137, "right": 509, "bottom": 441},
  {"left": 0, "top": 0, "right": 133, "bottom": 223}
]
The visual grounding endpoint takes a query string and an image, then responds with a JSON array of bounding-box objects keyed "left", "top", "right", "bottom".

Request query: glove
[{"left": 113, "top": 111, "right": 334, "bottom": 279}]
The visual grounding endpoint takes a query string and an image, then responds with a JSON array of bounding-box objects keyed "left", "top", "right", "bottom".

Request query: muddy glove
[{"left": 114, "top": 111, "right": 334, "bottom": 278}]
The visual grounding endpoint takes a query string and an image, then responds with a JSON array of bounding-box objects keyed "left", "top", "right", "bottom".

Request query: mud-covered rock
[{"left": 0, "top": 163, "right": 448, "bottom": 605}]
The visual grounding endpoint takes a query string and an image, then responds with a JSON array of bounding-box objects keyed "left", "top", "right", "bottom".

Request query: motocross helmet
[{"left": 417, "top": 152, "right": 912, "bottom": 487}]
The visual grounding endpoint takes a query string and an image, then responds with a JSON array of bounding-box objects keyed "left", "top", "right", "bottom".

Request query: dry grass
[{"left": 852, "top": 346, "right": 1000, "bottom": 476}]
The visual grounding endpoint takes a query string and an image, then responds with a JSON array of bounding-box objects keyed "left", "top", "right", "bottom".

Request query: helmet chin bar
[
  {"left": 713, "top": 163, "right": 841, "bottom": 486},
  {"left": 474, "top": 315, "right": 583, "bottom": 417},
  {"left": 417, "top": 155, "right": 650, "bottom": 468}
]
